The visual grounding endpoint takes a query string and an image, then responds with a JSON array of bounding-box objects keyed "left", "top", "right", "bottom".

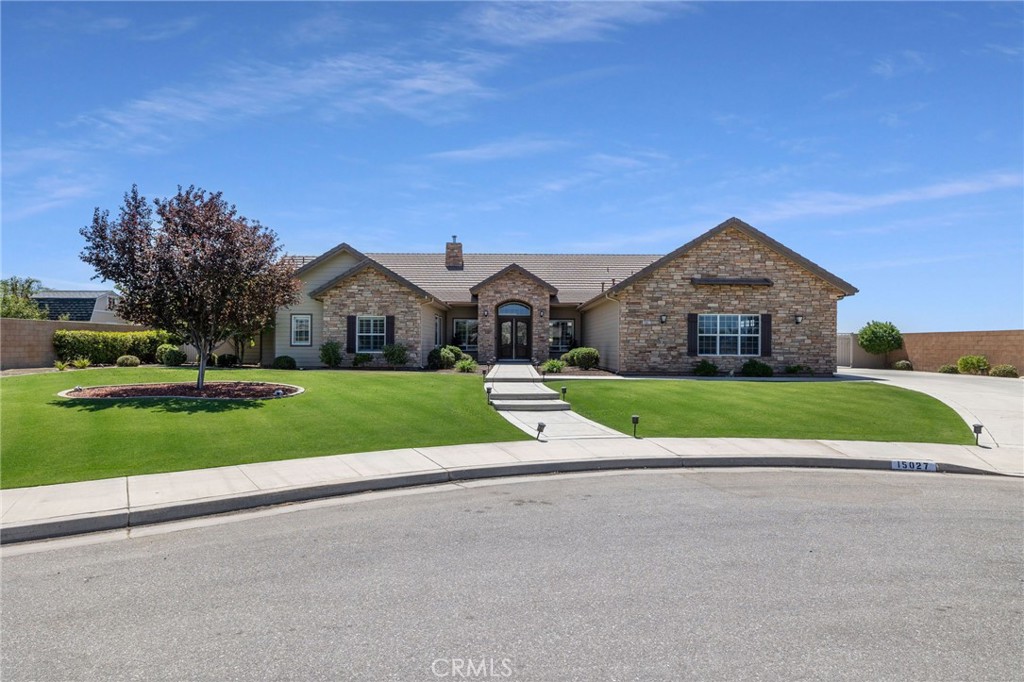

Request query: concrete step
[
  {"left": 490, "top": 400, "right": 571, "bottom": 412},
  {"left": 486, "top": 376, "right": 542, "bottom": 383},
  {"left": 487, "top": 391, "right": 558, "bottom": 401}
]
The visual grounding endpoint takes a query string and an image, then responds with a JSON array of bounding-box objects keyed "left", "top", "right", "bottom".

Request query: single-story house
[
  {"left": 270, "top": 217, "right": 857, "bottom": 375},
  {"left": 31, "top": 290, "right": 130, "bottom": 324}
]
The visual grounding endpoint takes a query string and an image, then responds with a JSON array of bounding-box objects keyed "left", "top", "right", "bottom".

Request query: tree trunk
[{"left": 196, "top": 353, "right": 208, "bottom": 390}]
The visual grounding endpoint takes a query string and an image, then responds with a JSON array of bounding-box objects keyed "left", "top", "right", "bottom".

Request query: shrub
[
  {"left": 71, "top": 357, "right": 92, "bottom": 369},
  {"left": 856, "top": 321, "right": 903, "bottom": 357},
  {"left": 990, "top": 364, "right": 1018, "bottom": 378},
  {"left": 352, "top": 353, "right": 373, "bottom": 367},
  {"left": 785, "top": 364, "right": 813, "bottom": 375},
  {"left": 428, "top": 346, "right": 459, "bottom": 370},
  {"left": 382, "top": 343, "right": 408, "bottom": 367},
  {"left": 937, "top": 364, "right": 959, "bottom": 374},
  {"left": 739, "top": 359, "right": 773, "bottom": 377},
  {"left": 455, "top": 357, "right": 478, "bottom": 373},
  {"left": 569, "top": 347, "right": 600, "bottom": 370},
  {"left": 694, "top": 359, "right": 718, "bottom": 376},
  {"left": 205, "top": 353, "right": 219, "bottom": 367},
  {"left": 319, "top": 341, "right": 343, "bottom": 369},
  {"left": 52, "top": 329, "right": 173, "bottom": 364},
  {"left": 272, "top": 355, "right": 297, "bottom": 370},
  {"left": 217, "top": 353, "right": 238, "bottom": 368},
  {"left": 116, "top": 355, "right": 141, "bottom": 367},
  {"left": 54, "top": 360, "right": 69, "bottom": 371},
  {"left": 541, "top": 359, "right": 566, "bottom": 373},
  {"left": 157, "top": 344, "right": 187, "bottom": 367},
  {"left": 893, "top": 360, "right": 913, "bottom": 371},
  {"left": 957, "top": 355, "right": 989, "bottom": 375}
]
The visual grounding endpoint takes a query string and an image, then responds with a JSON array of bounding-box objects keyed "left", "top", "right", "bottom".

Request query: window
[
  {"left": 434, "top": 315, "right": 443, "bottom": 348},
  {"left": 548, "top": 320, "right": 575, "bottom": 353},
  {"left": 698, "top": 314, "right": 759, "bottom": 356},
  {"left": 453, "top": 319, "right": 478, "bottom": 351},
  {"left": 497, "top": 302, "right": 530, "bottom": 316},
  {"left": 290, "top": 314, "right": 312, "bottom": 346},
  {"left": 357, "top": 316, "right": 386, "bottom": 353}
]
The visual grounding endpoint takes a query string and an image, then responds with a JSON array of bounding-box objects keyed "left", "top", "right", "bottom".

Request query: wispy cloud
[
  {"left": 427, "top": 135, "right": 571, "bottom": 162},
  {"left": 459, "top": 2, "right": 682, "bottom": 46},
  {"left": 871, "top": 50, "right": 932, "bottom": 78},
  {"left": 282, "top": 10, "right": 349, "bottom": 47},
  {"left": 750, "top": 172, "right": 1022, "bottom": 222},
  {"left": 135, "top": 16, "right": 200, "bottom": 42}
]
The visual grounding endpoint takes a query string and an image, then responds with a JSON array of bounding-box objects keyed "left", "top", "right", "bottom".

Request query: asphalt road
[{"left": 3, "top": 469, "right": 1022, "bottom": 681}]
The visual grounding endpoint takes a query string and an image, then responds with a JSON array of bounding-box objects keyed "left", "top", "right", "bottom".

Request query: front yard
[
  {"left": 0, "top": 368, "right": 528, "bottom": 489},
  {"left": 547, "top": 379, "right": 975, "bottom": 444}
]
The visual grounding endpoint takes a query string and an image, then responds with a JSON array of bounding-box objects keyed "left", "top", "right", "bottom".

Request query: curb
[{"left": 1, "top": 455, "right": 1015, "bottom": 545}]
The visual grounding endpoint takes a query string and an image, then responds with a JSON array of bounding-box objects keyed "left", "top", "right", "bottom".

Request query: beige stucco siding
[
  {"left": 582, "top": 298, "right": 620, "bottom": 372},
  {"left": 273, "top": 251, "right": 360, "bottom": 367},
  {"left": 419, "top": 305, "right": 444, "bottom": 366}
]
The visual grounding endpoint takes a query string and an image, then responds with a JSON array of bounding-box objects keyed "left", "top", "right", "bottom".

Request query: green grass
[
  {"left": 549, "top": 379, "right": 975, "bottom": 445},
  {"left": 1, "top": 367, "right": 528, "bottom": 489}
]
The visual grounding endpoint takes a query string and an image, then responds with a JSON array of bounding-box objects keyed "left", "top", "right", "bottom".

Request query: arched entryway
[{"left": 496, "top": 302, "right": 531, "bottom": 360}]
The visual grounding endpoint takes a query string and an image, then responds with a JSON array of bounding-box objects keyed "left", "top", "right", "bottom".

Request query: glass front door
[{"left": 496, "top": 302, "right": 532, "bottom": 360}]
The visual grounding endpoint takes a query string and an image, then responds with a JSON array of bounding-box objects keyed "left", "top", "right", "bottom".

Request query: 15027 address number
[{"left": 891, "top": 460, "right": 937, "bottom": 472}]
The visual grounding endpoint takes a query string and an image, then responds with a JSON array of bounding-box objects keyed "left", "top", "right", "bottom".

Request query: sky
[{"left": 2, "top": 1, "right": 1021, "bottom": 333}]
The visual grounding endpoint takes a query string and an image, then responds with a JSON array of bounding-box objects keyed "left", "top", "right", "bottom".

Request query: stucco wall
[
  {"left": 889, "top": 330, "right": 1023, "bottom": 372},
  {"left": 1, "top": 319, "right": 146, "bottom": 370},
  {"left": 614, "top": 227, "right": 845, "bottom": 375}
]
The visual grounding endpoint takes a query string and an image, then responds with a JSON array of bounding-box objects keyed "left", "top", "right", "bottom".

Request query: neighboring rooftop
[{"left": 31, "top": 290, "right": 114, "bottom": 322}]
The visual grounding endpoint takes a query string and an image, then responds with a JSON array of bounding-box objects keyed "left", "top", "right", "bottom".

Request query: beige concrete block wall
[
  {"left": 889, "top": 330, "right": 1024, "bottom": 372},
  {"left": 0, "top": 319, "right": 146, "bottom": 370}
]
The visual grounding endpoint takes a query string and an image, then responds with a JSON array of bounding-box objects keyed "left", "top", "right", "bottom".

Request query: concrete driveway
[{"left": 836, "top": 368, "right": 1024, "bottom": 448}]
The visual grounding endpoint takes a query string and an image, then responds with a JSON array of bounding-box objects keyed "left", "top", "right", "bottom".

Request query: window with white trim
[
  {"left": 453, "top": 319, "right": 478, "bottom": 351},
  {"left": 548, "top": 320, "right": 575, "bottom": 353},
  {"left": 434, "top": 315, "right": 443, "bottom": 348},
  {"left": 357, "top": 316, "right": 386, "bottom": 353},
  {"left": 698, "top": 314, "right": 760, "bottom": 356},
  {"left": 290, "top": 314, "right": 312, "bottom": 346}
]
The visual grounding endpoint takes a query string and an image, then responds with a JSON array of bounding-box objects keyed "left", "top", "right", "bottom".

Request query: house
[
  {"left": 31, "top": 290, "right": 131, "bottom": 324},
  {"left": 270, "top": 218, "right": 857, "bottom": 375}
]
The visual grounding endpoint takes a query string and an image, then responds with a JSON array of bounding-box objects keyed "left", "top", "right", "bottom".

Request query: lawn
[
  {"left": 0, "top": 367, "right": 528, "bottom": 489},
  {"left": 547, "top": 379, "right": 975, "bottom": 445}
]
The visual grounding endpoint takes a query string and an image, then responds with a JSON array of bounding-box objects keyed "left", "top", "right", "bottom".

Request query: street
[{"left": 3, "top": 469, "right": 1022, "bottom": 681}]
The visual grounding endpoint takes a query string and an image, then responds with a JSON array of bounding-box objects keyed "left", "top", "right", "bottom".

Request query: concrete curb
[{"left": 2, "top": 454, "right": 1015, "bottom": 545}]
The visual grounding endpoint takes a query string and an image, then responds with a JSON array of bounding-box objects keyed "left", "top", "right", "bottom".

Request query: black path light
[
  {"left": 561, "top": 386, "right": 568, "bottom": 400},
  {"left": 973, "top": 423, "right": 984, "bottom": 445},
  {"left": 536, "top": 422, "right": 546, "bottom": 440},
  {"left": 632, "top": 414, "right": 640, "bottom": 438},
  {"left": 485, "top": 385, "right": 493, "bottom": 402}
]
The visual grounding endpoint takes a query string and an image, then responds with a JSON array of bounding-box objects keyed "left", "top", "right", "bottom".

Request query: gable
[
  {"left": 308, "top": 259, "right": 448, "bottom": 308},
  {"left": 469, "top": 263, "right": 558, "bottom": 295}
]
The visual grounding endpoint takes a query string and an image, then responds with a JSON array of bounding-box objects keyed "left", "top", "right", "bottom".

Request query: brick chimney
[{"left": 445, "top": 235, "right": 463, "bottom": 270}]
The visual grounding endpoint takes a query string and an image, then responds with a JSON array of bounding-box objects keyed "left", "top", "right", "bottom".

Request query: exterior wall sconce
[
  {"left": 483, "top": 310, "right": 489, "bottom": 317},
  {"left": 794, "top": 315, "right": 804, "bottom": 324},
  {"left": 539, "top": 310, "right": 545, "bottom": 318},
  {"left": 659, "top": 314, "right": 668, "bottom": 324}
]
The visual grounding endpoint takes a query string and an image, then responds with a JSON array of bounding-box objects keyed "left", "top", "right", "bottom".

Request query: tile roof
[
  {"left": 32, "top": 298, "right": 97, "bottom": 321},
  {"left": 31, "top": 290, "right": 110, "bottom": 299}
]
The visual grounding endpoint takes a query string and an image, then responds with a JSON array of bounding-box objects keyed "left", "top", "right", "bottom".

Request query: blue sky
[{"left": 2, "top": 1, "right": 1021, "bottom": 332}]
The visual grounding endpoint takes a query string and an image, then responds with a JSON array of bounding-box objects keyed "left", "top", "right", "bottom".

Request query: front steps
[{"left": 485, "top": 363, "right": 570, "bottom": 412}]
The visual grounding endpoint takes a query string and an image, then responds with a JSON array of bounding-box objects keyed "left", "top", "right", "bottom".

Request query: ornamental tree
[
  {"left": 856, "top": 320, "right": 903, "bottom": 366},
  {"left": 0, "top": 276, "right": 47, "bottom": 319},
  {"left": 80, "top": 185, "right": 301, "bottom": 388}
]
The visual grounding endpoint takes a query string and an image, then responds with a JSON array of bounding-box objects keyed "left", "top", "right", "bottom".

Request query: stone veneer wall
[
  {"left": 614, "top": 227, "right": 845, "bottom": 375},
  {"left": 889, "top": 330, "right": 1023, "bottom": 372},
  {"left": 475, "top": 270, "right": 552, "bottom": 364},
  {"left": 320, "top": 268, "right": 427, "bottom": 368}
]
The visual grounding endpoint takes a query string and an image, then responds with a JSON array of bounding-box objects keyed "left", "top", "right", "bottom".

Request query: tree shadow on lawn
[{"left": 49, "top": 397, "right": 264, "bottom": 415}]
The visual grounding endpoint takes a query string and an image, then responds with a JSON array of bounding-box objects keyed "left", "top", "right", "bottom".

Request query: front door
[{"left": 496, "top": 302, "right": 532, "bottom": 360}]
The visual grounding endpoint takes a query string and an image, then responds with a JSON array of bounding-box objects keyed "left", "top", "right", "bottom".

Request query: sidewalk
[{"left": 3, "top": 437, "right": 1021, "bottom": 544}]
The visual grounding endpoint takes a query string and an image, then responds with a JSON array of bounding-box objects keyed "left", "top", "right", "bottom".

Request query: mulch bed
[{"left": 65, "top": 382, "right": 301, "bottom": 400}]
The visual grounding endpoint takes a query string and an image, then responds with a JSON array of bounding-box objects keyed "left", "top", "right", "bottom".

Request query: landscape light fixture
[
  {"left": 973, "top": 423, "right": 984, "bottom": 445},
  {"left": 485, "top": 385, "right": 492, "bottom": 401},
  {"left": 536, "top": 422, "right": 546, "bottom": 440},
  {"left": 561, "top": 386, "right": 568, "bottom": 400},
  {"left": 794, "top": 314, "right": 804, "bottom": 324},
  {"left": 660, "top": 314, "right": 668, "bottom": 324},
  {"left": 632, "top": 414, "right": 640, "bottom": 438}
]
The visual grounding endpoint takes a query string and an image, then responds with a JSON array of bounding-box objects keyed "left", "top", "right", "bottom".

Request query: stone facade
[
  {"left": 615, "top": 227, "right": 844, "bottom": 375},
  {"left": 320, "top": 267, "right": 426, "bottom": 368},
  {"left": 474, "top": 270, "right": 552, "bottom": 364}
]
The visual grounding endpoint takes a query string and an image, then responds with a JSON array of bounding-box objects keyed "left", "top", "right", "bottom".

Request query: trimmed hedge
[
  {"left": 116, "top": 355, "right": 141, "bottom": 367},
  {"left": 893, "top": 360, "right": 913, "bottom": 371},
  {"left": 937, "top": 363, "right": 959, "bottom": 374},
  {"left": 561, "top": 347, "right": 600, "bottom": 370},
  {"left": 957, "top": 355, "right": 989, "bottom": 375},
  {"left": 740, "top": 359, "right": 774, "bottom": 377},
  {"left": 272, "top": 355, "right": 297, "bottom": 370},
  {"left": 990, "top": 364, "right": 1018, "bottom": 378},
  {"left": 156, "top": 343, "right": 187, "bottom": 366},
  {"left": 53, "top": 329, "right": 173, "bottom": 364}
]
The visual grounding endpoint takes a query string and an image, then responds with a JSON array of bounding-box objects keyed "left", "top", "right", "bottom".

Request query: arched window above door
[{"left": 497, "top": 302, "right": 531, "bottom": 316}]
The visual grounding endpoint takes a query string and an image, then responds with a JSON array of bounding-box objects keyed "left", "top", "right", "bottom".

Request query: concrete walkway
[{"left": 3, "top": 436, "right": 1020, "bottom": 544}]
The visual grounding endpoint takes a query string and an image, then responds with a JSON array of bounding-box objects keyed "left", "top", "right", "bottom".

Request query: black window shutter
[
  {"left": 760, "top": 314, "right": 772, "bottom": 357},
  {"left": 687, "top": 313, "right": 698, "bottom": 356},
  {"left": 346, "top": 316, "right": 356, "bottom": 353},
  {"left": 385, "top": 316, "right": 396, "bottom": 345}
]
